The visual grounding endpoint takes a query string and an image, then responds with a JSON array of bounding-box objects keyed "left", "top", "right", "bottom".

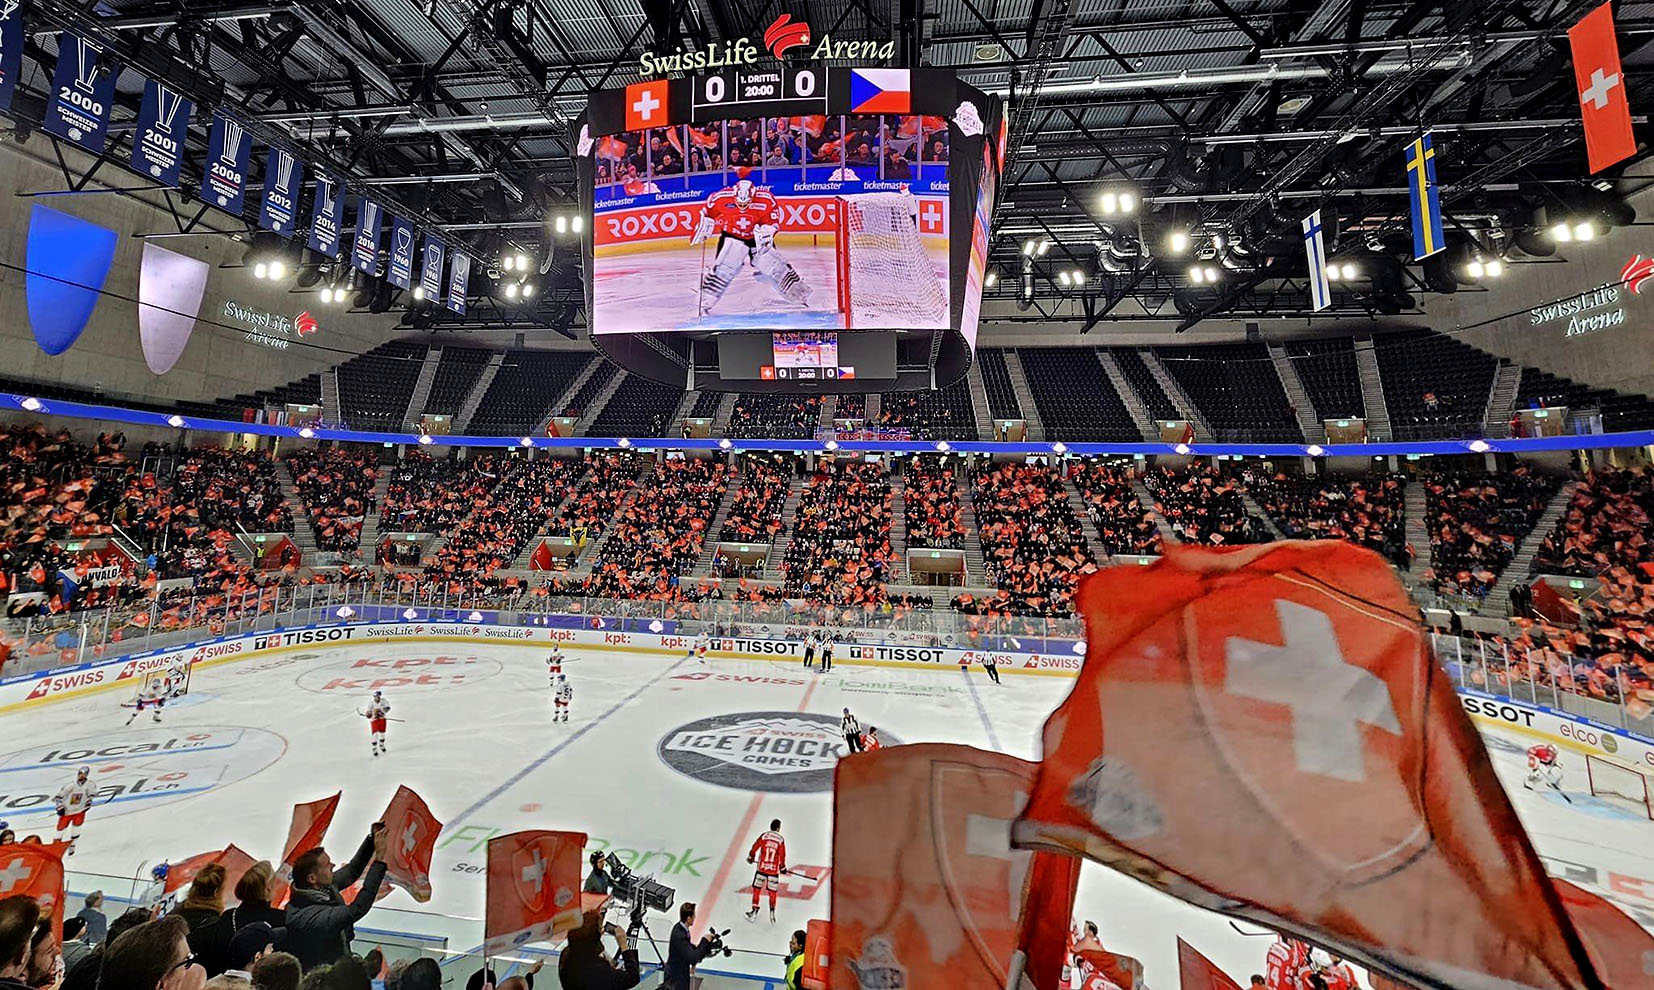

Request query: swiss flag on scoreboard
[
  {"left": 829, "top": 744, "right": 1080, "bottom": 990},
  {"left": 1176, "top": 939, "right": 1241, "bottom": 990},
  {"left": 1569, "top": 2, "right": 1637, "bottom": 173},
  {"left": 624, "top": 80, "right": 670, "bottom": 132},
  {"left": 379, "top": 785, "right": 444, "bottom": 903},
  {"left": 0, "top": 843, "right": 65, "bottom": 937},
  {"left": 917, "top": 198, "right": 946, "bottom": 236},
  {"left": 1011, "top": 541, "right": 1612, "bottom": 990},
  {"left": 484, "top": 830, "right": 588, "bottom": 953}
]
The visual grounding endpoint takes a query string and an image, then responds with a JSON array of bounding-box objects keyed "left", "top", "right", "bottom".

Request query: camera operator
[
  {"left": 583, "top": 851, "right": 612, "bottom": 895},
  {"left": 558, "top": 910, "right": 638, "bottom": 990},
  {"left": 663, "top": 903, "right": 718, "bottom": 990}
]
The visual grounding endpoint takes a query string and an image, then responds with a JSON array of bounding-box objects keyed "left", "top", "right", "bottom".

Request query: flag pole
[{"left": 1004, "top": 949, "right": 1027, "bottom": 990}]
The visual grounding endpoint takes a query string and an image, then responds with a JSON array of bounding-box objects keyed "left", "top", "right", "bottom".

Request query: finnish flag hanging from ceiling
[
  {"left": 0, "top": 2, "right": 23, "bottom": 114},
  {"left": 44, "top": 33, "right": 118, "bottom": 153},
  {"left": 447, "top": 253, "right": 470, "bottom": 315},
  {"left": 351, "top": 198, "right": 383, "bottom": 275},
  {"left": 259, "top": 147, "right": 305, "bottom": 237},
  {"left": 1302, "top": 210, "right": 1331, "bottom": 312},
  {"left": 205, "top": 112, "right": 252, "bottom": 215},
  {"left": 132, "top": 79, "right": 192, "bottom": 185},
  {"left": 307, "top": 172, "right": 344, "bottom": 258},
  {"left": 386, "top": 215, "right": 417, "bottom": 290},
  {"left": 420, "top": 235, "right": 446, "bottom": 304}
]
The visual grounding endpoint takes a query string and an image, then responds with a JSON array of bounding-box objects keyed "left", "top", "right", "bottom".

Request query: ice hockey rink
[{"left": 2, "top": 638, "right": 1650, "bottom": 987}]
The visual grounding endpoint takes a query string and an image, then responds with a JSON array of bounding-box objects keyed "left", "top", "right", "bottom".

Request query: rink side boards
[
  {"left": 0, "top": 619, "right": 1084, "bottom": 713},
  {"left": 8, "top": 620, "right": 1654, "bottom": 774}
]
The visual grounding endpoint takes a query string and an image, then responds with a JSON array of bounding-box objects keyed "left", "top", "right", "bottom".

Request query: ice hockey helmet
[
  {"left": 77, "top": 765, "right": 90, "bottom": 777},
  {"left": 1308, "top": 949, "right": 1333, "bottom": 971},
  {"left": 373, "top": 690, "right": 383, "bottom": 699},
  {"left": 733, "top": 179, "right": 755, "bottom": 207}
]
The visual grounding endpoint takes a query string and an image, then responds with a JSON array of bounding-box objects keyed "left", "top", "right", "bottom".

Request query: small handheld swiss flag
[
  {"left": 1570, "top": 2, "right": 1637, "bottom": 173},
  {"left": 484, "top": 830, "right": 588, "bottom": 954},
  {"left": 380, "top": 785, "right": 444, "bottom": 903}
]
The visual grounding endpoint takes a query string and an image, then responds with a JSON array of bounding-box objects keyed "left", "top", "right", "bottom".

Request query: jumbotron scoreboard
[{"left": 574, "top": 66, "right": 1004, "bottom": 393}]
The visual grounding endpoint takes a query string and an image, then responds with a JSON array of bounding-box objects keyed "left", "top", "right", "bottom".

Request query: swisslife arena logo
[
  {"left": 637, "top": 13, "right": 893, "bottom": 75},
  {"left": 659, "top": 711, "right": 899, "bottom": 793}
]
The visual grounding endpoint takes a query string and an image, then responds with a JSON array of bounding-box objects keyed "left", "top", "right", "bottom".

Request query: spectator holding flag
[{"left": 284, "top": 825, "right": 388, "bottom": 970}]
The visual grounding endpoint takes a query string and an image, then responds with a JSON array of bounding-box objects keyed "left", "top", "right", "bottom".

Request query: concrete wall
[{"left": 0, "top": 138, "right": 405, "bottom": 404}]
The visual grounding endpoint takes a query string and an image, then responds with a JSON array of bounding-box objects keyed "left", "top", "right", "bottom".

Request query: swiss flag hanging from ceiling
[
  {"left": 1569, "top": 2, "right": 1638, "bottom": 173},
  {"left": 1011, "top": 541, "right": 1612, "bottom": 990}
]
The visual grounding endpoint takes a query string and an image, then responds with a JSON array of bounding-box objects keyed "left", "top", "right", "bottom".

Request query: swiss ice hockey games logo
[{"left": 658, "top": 712, "right": 897, "bottom": 793}]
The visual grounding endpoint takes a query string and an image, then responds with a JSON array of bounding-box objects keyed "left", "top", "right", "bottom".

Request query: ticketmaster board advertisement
[{"left": 5, "top": 620, "right": 1653, "bottom": 774}]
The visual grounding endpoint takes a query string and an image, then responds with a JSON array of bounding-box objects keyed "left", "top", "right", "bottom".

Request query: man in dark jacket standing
[
  {"left": 663, "top": 903, "right": 716, "bottom": 990},
  {"left": 283, "top": 824, "right": 387, "bottom": 970},
  {"left": 557, "top": 910, "right": 638, "bottom": 990}
]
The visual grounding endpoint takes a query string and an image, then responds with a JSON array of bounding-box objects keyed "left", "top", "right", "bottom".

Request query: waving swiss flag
[
  {"left": 1012, "top": 541, "right": 1614, "bottom": 990},
  {"left": 1570, "top": 2, "right": 1637, "bottom": 173},
  {"left": 380, "top": 785, "right": 444, "bottom": 903},
  {"left": 484, "top": 830, "right": 588, "bottom": 953}
]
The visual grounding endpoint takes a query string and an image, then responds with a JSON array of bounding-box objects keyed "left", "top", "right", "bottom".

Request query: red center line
[{"left": 692, "top": 676, "right": 821, "bottom": 939}]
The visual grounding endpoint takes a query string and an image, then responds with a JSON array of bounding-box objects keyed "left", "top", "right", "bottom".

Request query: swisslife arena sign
[
  {"left": 1528, "top": 254, "right": 1654, "bottom": 338},
  {"left": 637, "top": 13, "right": 894, "bottom": 76}
]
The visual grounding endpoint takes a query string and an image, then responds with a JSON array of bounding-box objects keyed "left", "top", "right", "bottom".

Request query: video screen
[
  {"left": 590, "top": 114, "right": 950, "bottom": 335},
  {"left": 773, "top": 331, "right": 838, "bottom": 368}
]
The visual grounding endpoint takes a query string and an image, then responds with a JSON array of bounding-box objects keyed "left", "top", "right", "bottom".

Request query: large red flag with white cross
[{"left": 1012, "top": 541, "right": 1611, "bottom": 990}]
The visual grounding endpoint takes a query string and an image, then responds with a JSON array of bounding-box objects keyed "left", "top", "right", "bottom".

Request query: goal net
[
  {"left": 836, "top": 192, "right": 948, "bottom": 329},
  {"left": 1585, "top": 753, "right": 1653, "bottom": 818}
]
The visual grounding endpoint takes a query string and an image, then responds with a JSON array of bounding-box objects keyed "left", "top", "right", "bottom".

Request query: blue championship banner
[
  {"left": 205, "top": 112, "right": 253, "bottom": 214},
  {"left": 351, "top": 198, "right": 383, "bottom": 275},
  {"left": 132, "top": 80, "right": 192, "bottom": 184},
  {"left": 258, "top": 147, "right": 305, "bottom": 237},
  {"left": 307, "top": 173, "right": 345, "bottom": 258},
  {"left": 0, "top": 3, "right": 22, "bottom": 114},
  {"left": 386, "top": 214, "right": 417, "bottom": 289},
  {"left": 420, "top": 235, "right": 446, "bottom": 303},
  {"left": 44, "top": 33, "right": 118, "bottom": 152},
  {"left": 446, "top": 253, "right": 470, "bottom": 315}
]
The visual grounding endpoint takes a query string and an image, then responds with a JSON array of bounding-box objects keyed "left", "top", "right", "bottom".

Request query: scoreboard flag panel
[
  {"left": 848, "top": 69, "right": 911, "bottom": 113},
  {"left": 132, "top": 80, "right": 192, "bottom": 184},
  {"left": 625, "top": 80, "right": 670, "bottom": 130},
  {"left": 45, "top": 34, "right": 118, "bottom": 152}
]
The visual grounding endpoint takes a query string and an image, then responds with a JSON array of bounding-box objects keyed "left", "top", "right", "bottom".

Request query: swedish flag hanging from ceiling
[{"left": 1405, "top": 131, "right": 1445, "bottom": 260}]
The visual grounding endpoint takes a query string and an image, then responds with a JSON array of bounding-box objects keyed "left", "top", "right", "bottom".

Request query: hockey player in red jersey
[
  {"left": 1263, "top": 936, "right": 1307, "bottom": 990},
  {"left": 691, "top": 179, "right": 810, "bottom": 314},
  {"left": 1296, "top": 948, "right": 1357, "bottom": 990},
  {"left": 745, "top": 818, "right": 786, "bottom": 923},
  {"left": 1524, "top": 742, "right": 1571, "bottom": 801}
]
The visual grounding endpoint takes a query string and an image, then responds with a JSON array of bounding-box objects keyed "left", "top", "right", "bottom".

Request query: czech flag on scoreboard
[
  {"left": 1404, "top": 131, "right": 1444, "bottom": 260},
  {"left": 849, "top": 68, "right": 911, "bottom": 113}
]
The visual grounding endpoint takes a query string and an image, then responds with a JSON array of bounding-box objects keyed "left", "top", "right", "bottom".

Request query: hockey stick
[
  {"left": 696, "top": 236, "right": 709, "bottom": 316},
  {"left": 1228, "top": 921, "right": 1275, "bottom": 937}
]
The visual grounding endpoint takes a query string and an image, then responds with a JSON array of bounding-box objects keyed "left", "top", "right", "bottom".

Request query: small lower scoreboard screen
[{"left": 575, "top": 65, "right": 1003, "bottom": 393}]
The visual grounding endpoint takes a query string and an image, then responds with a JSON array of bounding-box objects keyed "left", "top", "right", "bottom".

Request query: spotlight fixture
[
  {"left": 520, "top": 436, "right": 535, "bottom": 447},
  {"left": 1341, "top": 263, "right": 1357, "bottom": 280},
  {"left": 514, "top": 252, "right": 529, "bottom": 269},
  {"left": 1467, "top": 259, "right": 1485, "bottom": 278},
  {"left": 504, "top": 282, "right": 520, "bottom": 300},
  {"left": 1167, "top": 230, "right": 1190, "bottom": 254},
  {"left": 1037, "top": 239, "right": 1053, "bottom": 256},
  {"left": 572, "top": 215, "right": 583, "bottom": 233},
  {"left": 254, "top": 261, "right": 269, "bottom": 279},
  {"left": 1071, "top": 269, "right": 1086, "bottom": 285},
  {"left": 1188, "top": 265, "right": 1206, "bottom": 284},
  {"left": 412, "top": 286, "right": 426, "bottom": 301},
  {"left": 299, "top": 427, "right": 315, "bottom": 439},
  {"left": 167, "top": 415, "right": 186, "bottom": 428},
  {"left": 1057, "top": 270, "right": 1073, "bottom": 287},
  {"left": 1022, "top": 239, "right": 1036, "bottom": 256},
  {"left": 718, "top": 438, "right": 733, "bottom": 449},
  {"left": 522, "top": 283, "right": 535, "bottom": 298},
  {"left": 1575, "top": 221, "right": 1596, "bottom": 241},
  {"left": 269, "top": 260, "right": 287, "bottom": 280},
  {"left": 20, "top": 397, "right": 41, "bottom": 412},
  {"left": 1485, "top": 258, "right": 1504, "bottom": 277},
  {"left": 555, "top": 216, "right": 568, "bottom": 234},
  {"left": 984, "top": 270, "right": 998, "bottom": 288},
  {"left": 501, "top": 255, "right": 515, "bottom": 271}
]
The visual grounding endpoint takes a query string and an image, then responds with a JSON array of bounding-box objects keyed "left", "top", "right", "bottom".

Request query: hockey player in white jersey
[
  {"left": 547, "top": 647, "right": 565, "bottom": 683},
  {"left": 554, "top": 674, "right": 573, "bottom": 723},
  {"left": 126, "top": 677, "right": 167, "bottom": 725},
  {"left": 54, "top": 766, "right": 94, "bottom": 852},
  {"left": 689, "top": 632, "right": 710, "bottom": 664},
  {"left": 691, "top": 179, "right": 810, "bottom": 314},
  {"left": 364, "top": 690, "right": 392, "bottom": 757}
]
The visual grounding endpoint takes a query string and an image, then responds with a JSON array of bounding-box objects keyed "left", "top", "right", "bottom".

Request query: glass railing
[{"left": 1429, "top": 632, "right": 1654, "bottom": 740}]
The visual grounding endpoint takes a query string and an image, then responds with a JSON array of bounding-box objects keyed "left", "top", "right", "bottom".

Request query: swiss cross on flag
[
  {"left": 1570, "top": 2, "right": 1638, "bottom": 173},
  {"left": 918, "top": 198, "right": 946, "bottom": 236},
  {"left": 625, "top": 80, "right": 669, "bottom": 132},
  {"left": 1012, "top": 541, "right": 1619, "bottom": 990},
  {"left": 0, "top": 844, "right": 64, "bottom": 937},
  {"left": 484, "top": 830, "right": 587, "bottom": 954},
  {"left": 379, "top": 785, "right": 444, "bottom": 903}
]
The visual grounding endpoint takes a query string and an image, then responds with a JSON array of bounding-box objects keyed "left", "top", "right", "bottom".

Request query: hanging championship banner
[
  {"left": 420, "top": 235, "right": 447, "bottom": 303},
  {"left": 307, "top": 173, "right": 344, "bottom": 258},
  {"left": 205, "top": 112, "right": 252, "bottom": 215},
  {"left": 351, "top": 198, "right": 383, "bottom": 275},
  {"left": 132, "top": 80, "right": 192, "bottom": 185},
  {"left": 44, "top": 33, "right": 118, "bottom": 152},
  {"left": 447, "top": 253, "right": 470, "bottom": 315},
  {"left": 386, "top": 215, "right": 417, "bottom": 289},
  {"left": 259, "top": 148, "right": 305, "bottom": 237},
  {"left": 0, "top": 3, "right": 23, "bottom": 113}
]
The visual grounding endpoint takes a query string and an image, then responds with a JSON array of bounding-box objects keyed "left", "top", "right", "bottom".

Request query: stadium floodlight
[
  {"left": 1167, "top": 230, "right": 1190, "bottom": 254},
  {"left": 1485, "top": 258, "right": 1505, "bottom": 277},
  {"left": 504, "top": 282, "right": 520, "bottom": 300},
  {"left": 1071, "top": 269, "right": 1086, "bottom": 285},
  {"left": 1118, "top": 191, "right": 1136, "bottom": 213},
  {"left": 514, "top": 252, "right": 529, "bottom": 269},
  {"left": 555, "top": 215, "right": 569, "bottom": 234},
  {"left": 412, "top": 286, "right": 425, "bottom": 301},
  {"left": 1574, "top": 221, "right": 1596, "bottom": 241},
  {"left": 1057, "top": 270, "right": 1073, "bottom": 287},
  {"left": 522, "top": 284, "right": 535, "bottom": 298},
  {"left": 1340, "top": 263, "right": 1358, "bottom": 280},
  {"left": 1022, "top": 239, "right": 1037, "bottom": 256},
  {"left": 984, "top": 270, "right": 998, "bottom": 288},
  {"left": 269, "top": 260, "right": 287, "bottom": 280},
  {"left": 1037, "top": 239, "right": 1053, "bottom": 256},
  {"left": 571, "top": 216, "right": 583, "bottom": 233},
  {"left": 19, "top": 397, "right": 40, "bottom": 412},
  {"left": 1203, "top": 266, "right": 1219, "bottom": 282},
  {"left": 1099, "top": 192, "right": 1118, "bottom": 214},
  {"left": 1187, "top": 265, "right": 1205, "bottom": 283},
  {"left": 1467, "top": 259, "right": 1485, "bottom": 278},
  {"left": 1551, "top": 222, "right": 1574, "bottom": 242},
  {"left": 254, "top": 262, "right": 269, "bottom": 279},
  {"left": 501, "top": 255, "right": 515, "bottom": 271}
]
